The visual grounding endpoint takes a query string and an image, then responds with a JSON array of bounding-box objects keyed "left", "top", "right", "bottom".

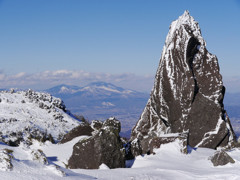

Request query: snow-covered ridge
[
  {"left": 0, "top": 89, "right": 81, "bottom": 145},
  {"left": 46, "top": 82, "right": 136, "bottom": 95}
]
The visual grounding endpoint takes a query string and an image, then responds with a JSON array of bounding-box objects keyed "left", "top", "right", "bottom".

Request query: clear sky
[{"left": 0, "top": 0, "right": 240, "bottom": 92}]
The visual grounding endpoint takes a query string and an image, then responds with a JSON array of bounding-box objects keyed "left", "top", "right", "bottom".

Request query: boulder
[
  {"left": 209, "top": 150, "right": 235, "bottom": 166},
  {"left": 60, "top": 123, "right": 93, "bottom": 144},
  {"left": 68, "top": 117, "right": 125, "bottom": 169}
]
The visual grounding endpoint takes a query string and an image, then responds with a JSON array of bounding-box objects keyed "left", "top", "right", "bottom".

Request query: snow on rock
[
  {"left": 131, "top": 10, "right": 236, "bottom": 153},
  {"left": 90, "top": 120, "right": 103, "bottom": 131},
  {"left": 60, "top": 123, "right": 93, "bottom": 144},
  {"left": 68, "top": 117, "right": 125, "bottom": 169},
  {"left": 46, "top": 164, "right": 66, "bottom": 177},
  {"left": 30, "top": 149, "right": 48, "bottom": 165},
  {"left": 0, "top": 149, "right": 14, "bottom": 171},
  {"left": 0, "top": 141, "right": 95, "bottom": 179},
  {"left": 99, "top": 163, "right": 110, "bottom": 169},
  {"left": 0, "top": 89, "right": 81, "bottom": 146}
]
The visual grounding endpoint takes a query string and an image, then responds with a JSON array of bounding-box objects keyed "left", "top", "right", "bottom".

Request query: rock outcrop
[
  {"left": 131, "top": 11, "right": 236, "bottom": 154},
  {"left": 30, "top": 149, "right": 48, "bottom": 165},
  {"left": 209, "top": 150, "right": 235, "bottom": 166},
  {"left": 68, "top": 117, "right": 125, "bottom": 169},
  {"left": 0, "top": 89, "right": 81, "bottom": 146},
  {"left": 60, "top": 123, "right": 93, "bottom": 144}
]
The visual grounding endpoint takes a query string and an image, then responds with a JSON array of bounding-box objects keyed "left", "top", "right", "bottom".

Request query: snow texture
[
  {"left": 1, "top": 139, "right": 240, "bottom": 179},
  {"left": 0, "top": 89, "right": 81, "bottom": 144}
]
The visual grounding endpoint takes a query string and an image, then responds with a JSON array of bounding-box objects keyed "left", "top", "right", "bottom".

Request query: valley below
[{"left": 45, "top": 82, "right": 240, "bottom": 138}]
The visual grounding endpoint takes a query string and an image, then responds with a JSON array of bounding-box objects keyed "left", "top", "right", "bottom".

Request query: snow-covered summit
[
  {"left": 80, "top": 82, "right": 134, "bottom": 95},
  {"left": 46, "top": 84, "right": 80, "bottom": 94},
  {"left": 0, "top": 89, "right": 81, "bottom": 145},
  {"left": 166, "top": 11, "right": 203, "bottom": 42},
  {"left": 45, "top": 82, "right": 135, "bottom": 96}
]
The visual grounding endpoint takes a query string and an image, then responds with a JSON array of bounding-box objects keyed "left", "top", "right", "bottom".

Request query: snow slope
[
  {"left": 1, "top": 139, "right": 240, "bottom": 179},
  {"left": 0, "top": 89, "right": 81, "bottom": 144}
]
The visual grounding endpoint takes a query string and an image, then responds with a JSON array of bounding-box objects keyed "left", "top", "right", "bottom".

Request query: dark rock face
[
  {"left": 90, "top": 120, "right": 103, "bottom": 131},
  {"left": 126, "top": 133, "right": 188, "bottom": 159},
  {"left": 209, "top": 150, "right": 235, "bottom": 166},
  {"left": 131, "top": 11, "right": 236, "bottom": 153},
  {"left": 60, "top": 123, "right": 93, "bottom": 144},
  {"left": 129, "top": 139, "right": 142, "bottom": 158},
  {"left": 68, "top": 117, "right": 125, "bottom": 169}
]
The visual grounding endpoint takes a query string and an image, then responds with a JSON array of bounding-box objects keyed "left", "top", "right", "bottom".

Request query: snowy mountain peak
[
  {"left": 83, "top": 82, "right": 125, "bottom": 93},
  {"left": 163, "top": 10, "right": 204, "bottom": 60},
  {"left": 183, "top": 10, "right": 190, "bottom": 16},
  {"left": 46, "top": 84, "right": 80, "bottom": 94},
  {"left": 46, "top": 82, "right": 136, "bottom": 96},
  {"left": 178, "top": 10, "right": 192, "bottom": 22},
  {"left": 59, "top": 86, "right": 76, "bottom": 94},
  {"left": 173, "top": 10, "right": 199, "bottom": 31}
]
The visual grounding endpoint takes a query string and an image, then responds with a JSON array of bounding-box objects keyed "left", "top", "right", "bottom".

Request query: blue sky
[{"left": 0, "top": 0, "right": 240, "bottom": 92}]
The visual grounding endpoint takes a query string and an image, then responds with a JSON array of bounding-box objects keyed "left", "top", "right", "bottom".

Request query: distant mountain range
[
  {"left": 43, "top": 82, "right": 240, "bottom": 137},
  {"left": 44, "top": 82, "right": 149, "bottom": 135},
  {"left": 1, "top": 82, "right": 238, "bottom": 138}
]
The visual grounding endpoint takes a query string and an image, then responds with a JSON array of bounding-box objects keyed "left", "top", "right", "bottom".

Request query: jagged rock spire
[{"left": 131, "top": 11, "right": 236, "bottom": 151}]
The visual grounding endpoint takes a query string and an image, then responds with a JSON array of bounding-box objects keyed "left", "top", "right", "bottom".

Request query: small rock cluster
[
  {"left": 66, "top": 117, "right": 125, "bottom": 169},
  {"left": 25, "top": 89, "right": 66, "bottom": 112},
  {"left": 31, "top": 149, "right": 49, "bottom": 165},
  {"left": 30, "top": 148, "right": 66, "bottom": 176}
]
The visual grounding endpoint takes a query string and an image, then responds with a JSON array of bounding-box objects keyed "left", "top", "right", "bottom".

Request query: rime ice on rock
[{"left": 131, "top": 11, "right": 236, "bottom": 153}]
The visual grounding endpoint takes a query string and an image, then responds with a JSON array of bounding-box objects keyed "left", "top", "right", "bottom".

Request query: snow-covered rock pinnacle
[{"left": 131, "top": 11, "right": 236, "bottom": 152}]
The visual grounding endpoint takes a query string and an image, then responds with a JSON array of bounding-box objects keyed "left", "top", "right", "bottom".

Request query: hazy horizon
[{"left": 0, "top": 0, "right": 239, "bottom": 92}]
